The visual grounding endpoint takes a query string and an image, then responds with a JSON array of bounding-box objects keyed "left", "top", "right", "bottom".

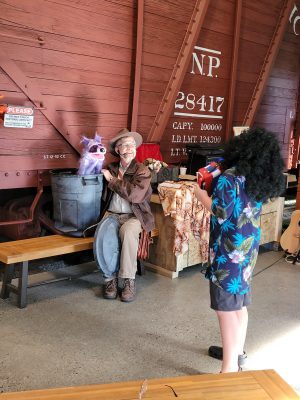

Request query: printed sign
[
  {"left": 169, "top": 45, "right": 226, "bottom": 160},
  {"left": 4, "top": 105, "right": 34, "bottom": 128}
]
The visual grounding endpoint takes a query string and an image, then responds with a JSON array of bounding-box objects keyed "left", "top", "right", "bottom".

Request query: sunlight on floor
[{"left": 247, "top": 325, "right": 300, "bottom": 392}]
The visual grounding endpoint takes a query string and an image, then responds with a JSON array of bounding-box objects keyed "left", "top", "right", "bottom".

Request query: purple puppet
[{"left": 78, "top": 133, "right": 106, "bottom": 175}]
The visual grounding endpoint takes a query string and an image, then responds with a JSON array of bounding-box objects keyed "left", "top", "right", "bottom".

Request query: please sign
[{"left": 4, "top": 105, "right": 34, "bottom": 128}]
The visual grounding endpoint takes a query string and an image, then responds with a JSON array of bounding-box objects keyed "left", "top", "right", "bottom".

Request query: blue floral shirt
[{"left": 205, "top": 168, "right": 262, "bottom": 295}]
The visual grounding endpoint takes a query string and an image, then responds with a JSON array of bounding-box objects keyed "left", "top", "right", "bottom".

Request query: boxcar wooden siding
[
  {"left": 0, "top": 0, "right": 137, "bottom": 188},
  {"left": 254, "top": 27, "right": 300, "bottom": 166},
  {"left": 155, "top": 0, "right": 300, "bottom": 164},
  {"left": 0, "top": 0, "right": 299, "bottom": 190}
]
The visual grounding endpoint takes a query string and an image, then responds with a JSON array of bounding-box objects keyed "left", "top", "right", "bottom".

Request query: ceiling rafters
[
  {"left": 242, "top": 0, "right": 295, "bottom": 127},
  {"left": 147, "top": 0, "right": 211, "bottom": 143}
]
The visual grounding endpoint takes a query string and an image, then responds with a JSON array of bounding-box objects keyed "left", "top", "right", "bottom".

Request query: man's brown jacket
[{"left": 101, "top": 159, "right": 155, "bottom": 233}]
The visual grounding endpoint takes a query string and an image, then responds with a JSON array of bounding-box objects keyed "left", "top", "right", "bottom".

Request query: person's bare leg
[
  {"left": 216, "top": 310, "right": 242, "bottom": 372},
  {"left": 237, "top": 306, "right": 248, "bottom": 355}
]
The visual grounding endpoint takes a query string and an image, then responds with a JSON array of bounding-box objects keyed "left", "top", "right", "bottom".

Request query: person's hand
[
  {"left": 101, "top": 169, "right": 113, "bottom": 182},
  {"left": 194, "top": 184, "right": 206, "bottom": 201},
  {"left": 194, "top": 184, "right": 212, "bottom": 211}
]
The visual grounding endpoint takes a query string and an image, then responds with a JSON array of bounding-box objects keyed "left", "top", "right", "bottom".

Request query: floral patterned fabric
[
  {"left": 205, "top": 168, "right": 262, "bottom": 295},
  {"left": 158, "top": 181, "right": 210, "bottom": 261}
]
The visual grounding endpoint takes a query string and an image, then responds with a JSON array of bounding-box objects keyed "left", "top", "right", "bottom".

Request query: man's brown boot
[
  {"left": 103, "top": 278, "right": 118, "bottom": 299},
  {"left": 120, "top": 278, "right": 136, "bottom": 302}
]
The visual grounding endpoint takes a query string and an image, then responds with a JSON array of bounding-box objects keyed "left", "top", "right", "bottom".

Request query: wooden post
[
  {"left": 131, "top": 0, "right": 144, "bottom": 132},
  {"left": 225, "top": 0, "right": 243, "bottom": 141}
]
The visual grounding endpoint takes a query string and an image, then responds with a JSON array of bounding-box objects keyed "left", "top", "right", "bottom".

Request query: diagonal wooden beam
[
  {"left": 0, "top": 48, "right": 80, "bottom": 154},
  {"left": 147, "top": 0, "right": 211, "bottom": 142},
  {"left": 225, "top": 0, "right": 243, "bottom": 141},
  {"left": 242, "top": 0, "right": 295, "bottom": 127}
]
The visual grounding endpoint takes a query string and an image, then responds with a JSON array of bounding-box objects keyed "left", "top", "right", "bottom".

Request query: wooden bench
[
  {"left": 0, "top": 235, "right": 94, "bottom": 308},
  {"left": 0, "top": 370, "right": 298, "bottom": 399},
  {"left": 0, "top": 229, "right": 158, "bottom": 308}
]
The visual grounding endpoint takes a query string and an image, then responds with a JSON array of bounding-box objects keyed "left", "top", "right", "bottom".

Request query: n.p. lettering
[
  {"left": 190, "top": 46, "right": 221, "bottom": 78},
  {"left": 290, "top": 4, "right": 300, "bottom": 35}
]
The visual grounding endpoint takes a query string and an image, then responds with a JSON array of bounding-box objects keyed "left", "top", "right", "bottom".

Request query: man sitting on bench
[{"left": 95, "top": 129, "right": 154, "bottom": 302}]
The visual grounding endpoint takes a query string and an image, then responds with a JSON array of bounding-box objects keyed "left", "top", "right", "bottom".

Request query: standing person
[
  {"left": 194, "top": 128, "right": 285, "bottom": 373},
  {"left": 95, "top": 128, "right": 155, "bottom": 302}
]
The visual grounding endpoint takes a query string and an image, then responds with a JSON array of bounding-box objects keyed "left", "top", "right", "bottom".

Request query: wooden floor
[{"left": 1, "top": 370, "right": 298, "bottom": 399}]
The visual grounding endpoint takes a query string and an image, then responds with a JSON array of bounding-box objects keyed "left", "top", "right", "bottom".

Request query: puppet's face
[
  {"left": 115, "top": 136, "right": 136, "bottom": 164},
  {"left": 81, "top": 134, "right": 106, "bottom": 161}
]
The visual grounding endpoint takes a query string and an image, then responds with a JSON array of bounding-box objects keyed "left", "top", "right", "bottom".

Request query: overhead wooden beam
[
  {"left": 225, "top": 0, "right": 243, "bottom": 141},
  {"left": 131, "top": 0, "right": 144, "bottom": 132},
  {"left": 242, "top": 0, "right": 295, "bottom": 127},
  {"left": 147, "top": 0, "right": 211, "bottom": 142},
  {"left": 0, "top": 48, "right": 80, "bottom": 154}
]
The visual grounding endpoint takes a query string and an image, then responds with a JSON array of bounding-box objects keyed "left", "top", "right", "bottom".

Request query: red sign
[{"left": 6, "top": 105, "right": 34, "bottom": 115}]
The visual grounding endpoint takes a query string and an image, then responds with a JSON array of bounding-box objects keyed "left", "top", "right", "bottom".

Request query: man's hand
[{"left": 101, "top": 169, "right": 113, "bottom": 182}]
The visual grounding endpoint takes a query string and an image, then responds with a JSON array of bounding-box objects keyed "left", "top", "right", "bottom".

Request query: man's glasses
[{"left": 117, "top": 142, "right": 136, "bottom": 150}]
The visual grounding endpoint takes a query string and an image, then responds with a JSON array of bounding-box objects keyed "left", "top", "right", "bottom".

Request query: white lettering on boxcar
[
  {"left": 190, "top": 46, "right": 221, "bottom": 77},
  {"left": 289, "top": 4, "right": 300, "bottom": 35}
]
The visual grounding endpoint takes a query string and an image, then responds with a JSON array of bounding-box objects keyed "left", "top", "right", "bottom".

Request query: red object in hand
[
  {"left": 197, "top": 162, "right": 222, "bottom": 195},
  {"left": 135, "top": 143, "right": 162, "bottom": 162}
]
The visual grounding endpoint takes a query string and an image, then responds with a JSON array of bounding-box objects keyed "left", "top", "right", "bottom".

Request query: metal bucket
[{"left": 50, "top": 169, "right": 103, "bottom": 233}]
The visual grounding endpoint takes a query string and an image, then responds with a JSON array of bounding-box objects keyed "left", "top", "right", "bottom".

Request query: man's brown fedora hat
[{"left": 109, "top": 128, "right": 143, "bottom": 156}]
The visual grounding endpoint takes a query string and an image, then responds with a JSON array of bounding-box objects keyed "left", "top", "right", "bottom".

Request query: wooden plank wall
[
  {"left": 0, "top": 0, "right": 299, "bottom": 188},
  {"left": 0, "top": 0, "right": 136, "bottom": 188},
  {"left": 165, "top": 0, "right": 236, "bottom": 163},
  {"left": 233, "top": 0, "right": 286, "bottom": 125},
  {"left": 137, "top": 0, "right": 197, "bottom": 136},
  {"left": 141, "top": 0, "right": 299, "bottom": 165},
  {"left": 145, "top": 0, "right": 237, "bottom": 163},
  {"left": 253, "top": 2, "right": 300, "bottom": 169}
]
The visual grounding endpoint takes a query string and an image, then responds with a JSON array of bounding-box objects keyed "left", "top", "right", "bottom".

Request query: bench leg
[
  {"left": 0, "top": 263, "right": 15, "bottom": 299},
  {"left": 18, "top": 261, "right": 28, "bottom": 309},
  {"left": 137, "top": 259, "right": 145, "bottom": 276}
]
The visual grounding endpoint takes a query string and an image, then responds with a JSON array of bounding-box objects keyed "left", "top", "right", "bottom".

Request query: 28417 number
[{"left": 175, "top": 92, "right": 224, "bottom": 113}]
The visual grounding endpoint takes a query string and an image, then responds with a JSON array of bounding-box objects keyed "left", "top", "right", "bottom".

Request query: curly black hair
[{"left": 221, "top": 127, "right": 285, "bottom": 203}]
